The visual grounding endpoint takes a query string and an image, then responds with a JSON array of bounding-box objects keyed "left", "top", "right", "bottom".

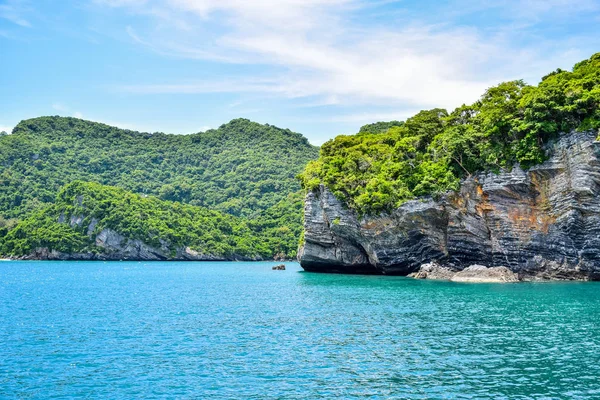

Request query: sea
[{"left": 1, "top": 261, "right": 599, "bottom": 399}]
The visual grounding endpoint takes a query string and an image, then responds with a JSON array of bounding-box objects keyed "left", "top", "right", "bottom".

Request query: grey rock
[
  {"left": 93, "top": 228, "right": 168, "bottom": 260},
  {"left": 86, "top": 218, "right": 98, "bottom": 236},
  {"left": 69, "top": 214, "right": 84, "bottom": 227},
  {"left": 299, "top": 131, "right": 600, "bottom": 280},
  {"left": 175, "top": 246, "right": 225, "bottom": 261},
  {"left": 24, "top": 227, "right": 255, "bottom": 262},
  {"left": 451, "top": 265, "right": 519, "bottom": 283},
  {"left": 409, "top": 262, "right": 456, "bottom": 280}
]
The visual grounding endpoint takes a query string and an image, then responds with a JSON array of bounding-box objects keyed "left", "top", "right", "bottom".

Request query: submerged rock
[
  {"left": 299, "top": 131, "right": 600, "bottom": 281},
  {"left": 272, "top": 264, "right": 286, "bottom": 270}
]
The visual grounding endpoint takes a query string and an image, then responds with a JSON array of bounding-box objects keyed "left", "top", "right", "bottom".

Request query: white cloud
[
  {"left": 0, "top": 125, "right": 13, "bottom": 134},
  {"left": 51, "top": 103, "right": 84, "bottom": 119},
  {"left": 125, "top": 26, "right": 239, "bottom": 62},
  {"left": 120, "top": 79, "right": 271, "bottom": 94},
  {"left": 321, "top": 111, "right": 419, "bottom": 124},
  {"left": 0, "top": 0, "right": 32, "bottom": 27},
  {"left": 494, "top": 0, "right": 599, "bottom": 20},
  {"left": 101, "top": 0, "right": 600, "bottom": 113},
  {"left": 52, "top": 103, "right": 68, "bottom": 112},
  {"left": 94, "top": 0, "right": 148, "bottom": 6}
]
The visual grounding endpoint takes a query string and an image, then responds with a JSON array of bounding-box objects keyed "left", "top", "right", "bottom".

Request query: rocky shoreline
[
  {"left": 298, "top": 130, "right": 600, "bottom": 281},
  {"left": 8, "top": 247, "right": 292, "bottom": 262},
  {"left": 9, "top": 228, "right": 289, "bottom": 262},
  {"left": 410, "top": 263, "right": 519, "bottom": 283},
  {"left": 8, "top": 227, "right": 261, "bottom": 262},
  {"left": 8, "top": 252, "right": 291, "bottom": 262}
]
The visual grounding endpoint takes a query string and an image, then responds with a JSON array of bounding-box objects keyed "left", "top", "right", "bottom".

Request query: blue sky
[{"left": 1, "top": 0, "right": 599, "bottom": 144}]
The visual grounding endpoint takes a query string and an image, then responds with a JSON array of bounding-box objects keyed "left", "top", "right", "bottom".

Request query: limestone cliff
[
  {"left": 20, "top": 223, "right": 260, "bottom": 262},
  {"left": 299, "top": 131, "right": 600, "bottom": 280},
  {"left": 21, "top": 228, "right": 245, "bottom": 262}
]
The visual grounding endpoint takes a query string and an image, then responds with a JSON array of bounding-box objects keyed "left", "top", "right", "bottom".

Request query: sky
[{"left": 1, "top": 0, "right": 599, "bottom": 144}]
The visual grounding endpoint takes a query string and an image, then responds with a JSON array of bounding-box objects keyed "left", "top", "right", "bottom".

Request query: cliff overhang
[{"left": 299, "top": 131, "right": 600, "bottom": 280}]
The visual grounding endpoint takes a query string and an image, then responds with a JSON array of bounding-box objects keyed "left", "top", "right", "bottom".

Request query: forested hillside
[
  {"left": 0, "top": 117, "right": 318, "bottom": 219},
  {"left": 300, "top": 52, "right": 600, "bottom": 215},
  {"left": 0, "top": 117, "right": 317, "bottom": 259},
  {"left": 1, "top": 181, "right": 302, "bottom": 259},
  {"left": 4, "top": 53, "right": 599, "bottom": 259}
]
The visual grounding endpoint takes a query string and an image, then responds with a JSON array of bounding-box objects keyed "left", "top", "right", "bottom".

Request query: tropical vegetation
[
  {"left": 2, "top": 53, "right": 600, "bottom": 258},
  {"left": 299, "top": 53, "right": 600, "bottom": 215},
  {"left": 1, "top": 181, "right": 303, "bottom": 259},
  {"left": 0, "top": 117, "right": 317, "bottom": 258},
  {"left": 0, "top": 117, "right": 318, "bottom": 219}
]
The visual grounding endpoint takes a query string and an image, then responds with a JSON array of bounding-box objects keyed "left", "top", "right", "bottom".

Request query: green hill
[
  {"left": 0, "top": 117, "right": 318, "bottom": 219},
  {"left": 300, "top": 52, "right": 600, "bottom": 215},
  {"left": 0, "top": 117, "right": 317, "bottom": 259},
  {"left": 1, "top": 181, "right": 301, "bottom": 259}
]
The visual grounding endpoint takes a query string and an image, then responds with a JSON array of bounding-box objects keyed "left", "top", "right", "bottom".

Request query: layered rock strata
[{"left": 299, "top": 131, "right": 600, "bottom": 280}]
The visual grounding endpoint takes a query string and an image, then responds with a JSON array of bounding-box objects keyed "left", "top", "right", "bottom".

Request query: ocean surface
[{"left": 1, "top": 261, "right": 600, "bottom": 399}]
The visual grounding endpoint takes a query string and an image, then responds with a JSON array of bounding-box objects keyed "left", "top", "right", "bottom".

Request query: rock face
[
  {"left": 409, "top": 263, "right": 519, "bottom": 283},
  {"left": 408, "top": 262, "right": 456, "bottom": 280},
  {"left": 451, "top": 265, "right": 519, "bottom": 283},
  {"left": 299, "top": 131, "right": 600, "bottom": 280},
  {"left": 22, "top": 229, "right": 258, "bottom": 262}
]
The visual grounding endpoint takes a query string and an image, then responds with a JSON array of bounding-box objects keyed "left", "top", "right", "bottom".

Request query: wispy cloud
[
  {"left": 320, "top": 111, "right": 419, "bottom": 124},
  {"left": 124, "top": 26, "right": 240, "bottom": 62},
  {"left": 492, "top": 0, "right": 599, "bottom": 20},
  {"left": 51, "top": 102, "right": 84, "bottom": 119},
  {"left": 98, "top": 0, "right": 600, "bottom": 114},
  {"left": 52, "top": 103, "right": 68, "bottom": 112},
  {"left": 118, "top": 78, "right": 285, "bottom": 95},
  {"left": 94, "top": 0, "right": 148, "bottom": 6},
  {"left": 0, "top": 0, "right": 32, "bottom": 27}
]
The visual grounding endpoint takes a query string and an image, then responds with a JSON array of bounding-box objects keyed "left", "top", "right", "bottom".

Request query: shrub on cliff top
[{"left": 299, "top": 53, "right": 600, "bottom": 215}]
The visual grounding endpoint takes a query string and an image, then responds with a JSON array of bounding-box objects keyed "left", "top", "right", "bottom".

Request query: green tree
[{"left": 300, "top": 52, "right": 600, "bottom": 215}]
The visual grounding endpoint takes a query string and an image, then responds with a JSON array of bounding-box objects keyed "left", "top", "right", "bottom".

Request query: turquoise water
[{"left": 1, "top": 261, "right": 600, "bottom": 399}]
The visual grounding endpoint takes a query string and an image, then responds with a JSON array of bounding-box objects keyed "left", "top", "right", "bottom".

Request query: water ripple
[{"left": 1, "top": 261, "right": 600, "bottom": 399}]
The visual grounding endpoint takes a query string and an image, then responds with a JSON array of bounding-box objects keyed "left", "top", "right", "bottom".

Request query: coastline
[{"left": 1, "top": 255, "right": 295, "bottom": 263}]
